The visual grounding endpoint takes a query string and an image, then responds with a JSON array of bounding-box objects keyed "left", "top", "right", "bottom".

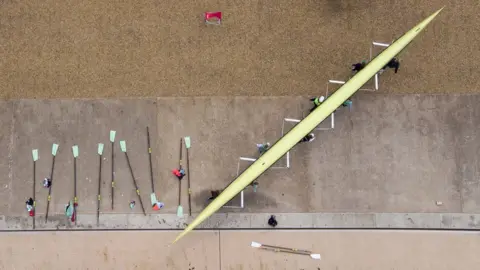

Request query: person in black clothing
[
  {"left": 26, "top": 198, "right": 34, "bottom": 206},
  {"left": 383, "top": 57, "right": 400, "bottom": 73},
  {"left": 43, "top": 177, "right": 52, "bottom": 188},
  {"left": 299, "top": 133, "right": 315, "bottom": 143},
  {"left": 268, "top": 215, "right": 278, "bottom": 227},
  {"left": 26, "top": 197, "right": 34, "bottom": 212},
  {"left": 208, "top": 190, "right": 221, "bottom": 200},
  {"left": 351, "top": 61, "right": 367, "bottom": 73}
]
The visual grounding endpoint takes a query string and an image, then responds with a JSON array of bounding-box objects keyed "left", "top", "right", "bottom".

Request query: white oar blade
[
  {"left": 310, "top": 254, "right": 321, "bottom": 260},
  {"left": 251, "top": 241, "right": 262, "bottom": 248}
]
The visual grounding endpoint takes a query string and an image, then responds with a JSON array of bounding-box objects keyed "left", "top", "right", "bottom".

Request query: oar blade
[
  {"left": 177, "top": 206, "right": 183, "bottom": 217},
  {"left": 52, "top": 143, "right": 59, "bottom": 156},
  {"left": 120, "top": 141, "right": 127, "bottom": 152},
  {"left": 251, "top": 241, "right": 262, "bottom": 248},
  {"left": 98, "top": 143, "right": 104, "bottom": 155},
  {"left": 72, "top": 145, "right": 79, "bottom": 158},
  {"left": 32, "top": 149, "right": 39, "bottom": 161},
  {"left": 310, "top": 254, "right": 321, "bottom": 260},
  {"left": 184, "top": 136, "right": 191, "bottom": 149},
  {"left": 110, "top": 130, "right": 116, "bottom": 142}
]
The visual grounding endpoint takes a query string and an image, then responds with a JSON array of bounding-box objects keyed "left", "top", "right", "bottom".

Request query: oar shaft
[
  {"left": 32, "top": 160, "right": 36, "bottom": 230},
  {"left": 261, "top": 244, "right": 311, "bottom": 254},
  {"left": 147, "top": 127, "right": 155, "bottom": 192},
  {"left": 260, "top": 246, "right": 311, "bottom": 256},
  {"left": 125, "top": 152, "right": 146, "bottom": 215},
  {"left": 97, "top": 154, "right": 102, "bottom": 226},
  {"left": 111, "top": 141, "right": 115, "bottom": 210},
  {"left": 186, "top": 147, "right": 191, "bottom": 216}
]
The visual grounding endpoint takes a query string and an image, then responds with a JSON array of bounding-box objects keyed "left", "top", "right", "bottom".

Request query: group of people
[
  {"left": 351, "top": 57, "right": 400, "bottom": 74},
  {"left": 310, "top": 57, "right": 400, "bottom": 113},
  {"left": 25, "top": 178, "right": 52, "bottom": 216},
  {"left": 310, "top": 96, "right": 352, "bottom": 113}
]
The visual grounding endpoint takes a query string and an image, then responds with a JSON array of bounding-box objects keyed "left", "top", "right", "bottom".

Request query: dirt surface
[
  {"left": 1, "top": 1, "right": 479, "bottom": 99},
  {"left": 1, "top": 230, "right": 479, "bottom": 269}
]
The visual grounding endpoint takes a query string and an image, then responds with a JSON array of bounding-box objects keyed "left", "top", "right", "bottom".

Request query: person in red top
[{"left": 172, "top": 168, "right": 186, "bottom": 180}]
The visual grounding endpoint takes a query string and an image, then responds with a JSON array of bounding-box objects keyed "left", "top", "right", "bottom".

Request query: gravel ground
[{"left": 1, "top": 0, "right": 479, "bottom": 98}]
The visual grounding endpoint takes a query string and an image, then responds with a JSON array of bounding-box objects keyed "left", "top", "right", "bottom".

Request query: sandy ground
[
  {"left": 1, "top": 0, "right": 480, "bottom": 99},
  {"left": 1, "top": 230, "right": 479, "bottom": 270}
]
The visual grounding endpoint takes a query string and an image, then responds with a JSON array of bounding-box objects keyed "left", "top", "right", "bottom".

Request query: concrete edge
[{"left": 2, "top": 212, "right": 480, "bottom": 231}]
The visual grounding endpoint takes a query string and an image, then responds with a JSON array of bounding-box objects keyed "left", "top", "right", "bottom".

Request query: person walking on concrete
[
  {"left": 352, "top": 61, "right": 367, "bottom": 73},
  {"left": 310, "top": 96, "right": 325, "bottom": 112},
  {"left": 268, "top": 215, "right": 278, "bottom": 227},
  {"left": 299, "top": 133, "right": 315, "bottom": 143}
]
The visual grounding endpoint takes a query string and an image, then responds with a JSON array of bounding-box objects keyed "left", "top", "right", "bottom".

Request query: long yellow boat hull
[{"left": 174, "top": 7, "right": 444, "bottom": 243}]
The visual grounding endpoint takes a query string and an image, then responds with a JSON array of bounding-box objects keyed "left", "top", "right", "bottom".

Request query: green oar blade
[
  {"left": 110, "top": 130, "right": 116, "bottom": 142},
  {"left": 32, "top": 149, "right": 39, "bottom": 161},
  {"left": 52, "top": 144, "right": 59, "bottom": 156},
  {"left": 72, "top": 145, "right": 79, "bottom": 158},
  {"left": 120, "top": 141, "right": 127, "bottom": 152},
  {"left": 98, "top": 143, "right": 104, "bottom": 155}
]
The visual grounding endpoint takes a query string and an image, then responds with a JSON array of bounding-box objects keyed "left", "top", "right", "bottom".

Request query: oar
[
  {"left": 96, "top": 143, "right": 104, "bottom": 226},
  {"left": 184, "top": 136, "right": 192, "bottom": 216},
  {"left": 72, "top": 145, "right": 79, "bottom": 225},
  {"left": 251, "top": 241, "right": 321, "bottom": 260},
  {"left": 120, "top": 140, "right": 146, "bottom": 215},
  {"left": 110, "top": 130, "right": 116, "bottom": 210},
  {"left": 31, "top": 149, "right": 39, "bottom": 229},
  {"left": 177, "top": 138, "right": 184, "bottom": 217},
  {"left": 45, "top": 143, "right": 58, "bottom": 222},
  {"left": 146, "top": 127, "right": 158, "bottom": 208}
]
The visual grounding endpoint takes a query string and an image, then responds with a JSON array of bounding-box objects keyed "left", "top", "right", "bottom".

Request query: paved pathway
[{"left": 1, "top": 230, "right": 479, "bottom": 269}]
